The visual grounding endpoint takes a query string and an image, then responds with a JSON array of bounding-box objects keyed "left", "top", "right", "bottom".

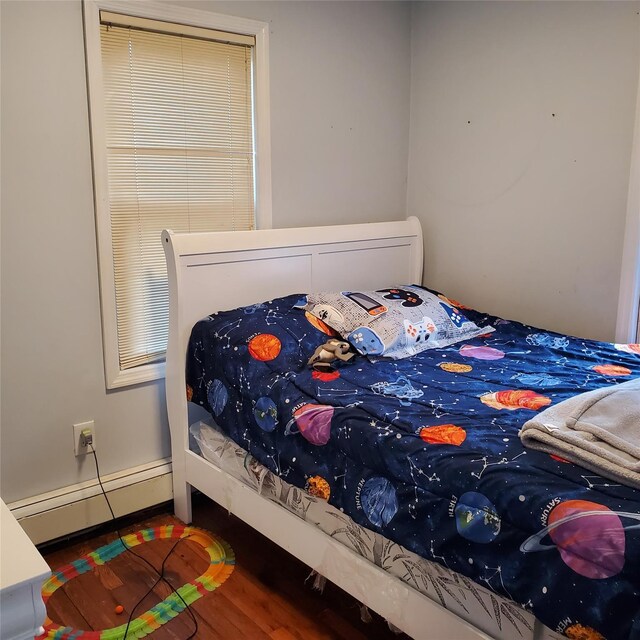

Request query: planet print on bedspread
[
  {"left": 207, "top": 379, "right": 228, "bottom": 417},
  {"left": 438, "top": 362, "right": 473, "bottom": 373},
  {"left": 358, "top": 476, "right": 399, "bottom": 528},
  {"left": 547, "top": 501, "right": 625, "bottom": 579},
  {"left": 305, "top": 475, "right": 331, "bottom": 500},
  {"left": 248, "top": 333, "right": 282, "bottom": 361},
  {"left": 454, "top": 492, "right": 501, "bottom": 543},
  {"left": 254, "top": 397, "right": 278, "bottom": 432},
  {"left": 480, "top": 390, "right": 551, "bottom": 411},
  {"left": 512, "top": 372, "right": 561, "bottom": 387},
  {"left": 419, "top": 424, "right": 466, "bottom": 446},
  {"left": 459, "top": 344, "right": 505, "bottom": 360},
  {"left": 592, "top": 364, "right": 632, "bottom": 377},
  {"left": 614, "top": 343, "right": 640, "bottom": 355},
  {"left": 285, "top": 403, "right": 335, "bottom": 446},
  {"left": 519, "top": 499, "right": 640, "bottom": 580},
  {"left": 312, "top": 369, "right": 341, "bottom": 381}
]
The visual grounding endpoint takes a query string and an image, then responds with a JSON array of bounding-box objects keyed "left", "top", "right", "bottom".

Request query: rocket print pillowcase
[{"left": 304, "top": 285, "right": 493, "bottom": 359}]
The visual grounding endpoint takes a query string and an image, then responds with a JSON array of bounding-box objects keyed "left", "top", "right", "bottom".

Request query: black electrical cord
[{"left": 87, "top": 444, "right": 199, "bottom": 639}]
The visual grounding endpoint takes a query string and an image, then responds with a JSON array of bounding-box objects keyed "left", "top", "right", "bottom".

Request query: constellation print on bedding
[
  {"left": 473, "top": 561, "right": 515, "bottom": 601},
  {"left": 237, "top": 366, "right": 251, "bottom": 396},
  {"left": 581, "top": 475, "right": 622, "bottom": 490},
  {"left": 408, "top": 455, "right": 441, "bottom": 486},
  {"left": 429, "top": 539, "right": 452, "bottom": 570},
  {"left": 212, "top": 317, "right": 244, "bottom": 349},
  {"left": 427, "top": 397, "right": 452, "bottom": 419},
  {"left": 315, "top": 386, "right": 359, "bottom": 401},
  {"left": 371, "top": 422, "right": 397, "bottom": 440},
  {"left": 189, "top": 339, "right": 209, "bottom": 392},
  {"left": 470, "top": 452, "right": 527, "bottom": 480},
  {"left": 264, "top": 450, "right": 282, "bottom": 475},
  {"left": 382, "top": 408, "right": 401, "bottom": 423},
  {"left": 263, "top": 305, "right": 288, "bottom": 326}
]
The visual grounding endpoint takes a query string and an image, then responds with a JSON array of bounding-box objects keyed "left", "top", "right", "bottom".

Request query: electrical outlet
[{"left": 73, "top": 420, "right": 96, "bottom": 456}]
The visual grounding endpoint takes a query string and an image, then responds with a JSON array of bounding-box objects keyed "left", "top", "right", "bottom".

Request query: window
[{"left": 84, "top": 1, "right": 272, "bottom": 388}]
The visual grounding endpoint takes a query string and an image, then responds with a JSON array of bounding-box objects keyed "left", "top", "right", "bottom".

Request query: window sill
[{"left": 107, "top": 360, "right": 166, "bottom": 389}]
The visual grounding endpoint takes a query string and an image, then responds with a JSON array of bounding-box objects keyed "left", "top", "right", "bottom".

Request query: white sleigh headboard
[
  {"left": 163, "top": 216, "right": 423, "bottom": 373},
  {"left": 162, "top": 216, "right": 423, "bottom": 508}
]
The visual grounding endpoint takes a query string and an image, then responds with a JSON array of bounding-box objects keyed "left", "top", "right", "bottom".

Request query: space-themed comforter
[{"left": 186, "top": 292, "right": 640, "bottom": 640}]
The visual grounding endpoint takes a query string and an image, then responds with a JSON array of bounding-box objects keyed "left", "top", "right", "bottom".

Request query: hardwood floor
[{"left": 40, "top": 494, "right": 410, "bottom": 639}]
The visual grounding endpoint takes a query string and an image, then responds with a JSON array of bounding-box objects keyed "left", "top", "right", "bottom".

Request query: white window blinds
[{"left": 99, "top": 14, "right": 256, "bottom": 371}]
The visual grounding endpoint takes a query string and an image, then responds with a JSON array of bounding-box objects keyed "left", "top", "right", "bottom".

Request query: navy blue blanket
[{"left": 186, "top": 291, "right": 640, "bottom": 639}]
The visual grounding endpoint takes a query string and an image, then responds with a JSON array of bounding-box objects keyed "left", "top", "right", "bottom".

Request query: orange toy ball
[{"left": 114, "top": 605, "right": 124, "bottom": 615}]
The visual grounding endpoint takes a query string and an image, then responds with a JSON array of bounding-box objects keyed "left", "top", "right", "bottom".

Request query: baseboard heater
[{"left": 7, "top": 459, "right": 173, "bottom": 545}]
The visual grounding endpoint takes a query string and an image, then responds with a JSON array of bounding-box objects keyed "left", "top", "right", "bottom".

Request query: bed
[{"left": 163, "top": 217, "right": 640, "bottom": 640}]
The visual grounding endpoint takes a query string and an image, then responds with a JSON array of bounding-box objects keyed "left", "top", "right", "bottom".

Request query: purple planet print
[
  {"left": 520, "top": 499, "right": 635, "bottom": 579},
  {"left": 459, "top": 344, "right": 505, "bottom": 360},
  {"left": 284, "top": 403, "right": 334, "bottom": 446}
]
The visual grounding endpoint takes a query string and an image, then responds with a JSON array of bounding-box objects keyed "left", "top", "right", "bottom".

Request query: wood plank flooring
[{"left": 40, "top": 495, "right": 411, "bottom": 639}]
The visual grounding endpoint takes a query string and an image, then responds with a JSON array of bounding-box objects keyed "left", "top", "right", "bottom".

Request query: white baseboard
[{"left": 7, "top": 459, "right": 173, "bottom": 545}]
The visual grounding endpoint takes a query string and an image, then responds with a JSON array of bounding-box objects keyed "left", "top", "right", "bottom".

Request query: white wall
[
  {"left": 0, "top": 0, "right": 411, "bottom": 503},
  {"left": 2, "top": 0, "right": 637, "bottom": 514},
  {"left": 407, "top": 1, "right": 640, "bottom": 342},
  {"left": 173, "top": 0, "right": 412, "bottom": 229}
]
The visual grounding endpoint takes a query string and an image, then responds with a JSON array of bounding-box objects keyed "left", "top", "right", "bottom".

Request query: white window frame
[
  {"left": 616, "top": 55, "right": 640, "bottom": 345},
  {"left": 83, "top": 0, "right": 272, "bottom": 389}
]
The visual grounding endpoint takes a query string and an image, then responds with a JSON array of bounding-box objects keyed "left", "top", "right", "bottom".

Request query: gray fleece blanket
[{"left": 519, "top": 377, "right": 640, "bottom": 489}]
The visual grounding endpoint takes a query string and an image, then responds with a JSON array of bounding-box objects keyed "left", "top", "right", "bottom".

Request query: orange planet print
[
  {"left": 419, "top": 425, "right": 467, "bottom": 446},
  {"left": 186, "top": 384, "right": 193, "bottom": 402},
  {"left": 439, "top": 362, "right": 473, "bottom": 373},
  {"left": 312, "top": 369, "right": 340, "bottom": 382},
  {"left": 565, "top": 623, "right": 605, "bottom": 640},
  {"left": 305, "top": 475, "right": 331, "bottom": 500},
  {"left": 305, "top": 311, "right": 338, "bottom": 336},
  {"left": 593, "top": 364, "right": 631, "bottom": 376},
  {"left": 480, "top": 390, "right": 551, "bottom": 411},
  {"left": 614, "top": 343, "right": 640, "bottom": 355},
  {"left": 248, "top": 334, "right": 282, "bottom": 361}
]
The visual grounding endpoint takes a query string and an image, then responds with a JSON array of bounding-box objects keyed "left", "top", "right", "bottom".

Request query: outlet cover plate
[{"left": 73, "top": 420, "right": 95, "bottom": 456}]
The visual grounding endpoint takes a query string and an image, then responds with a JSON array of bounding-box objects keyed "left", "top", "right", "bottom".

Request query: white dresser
[{"left": 0, "top": 499, "right": 50, "bottom": 640}]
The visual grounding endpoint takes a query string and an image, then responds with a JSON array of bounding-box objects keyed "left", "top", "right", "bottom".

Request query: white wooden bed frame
[{"left": 162, "top": 217, "right": 550, "bottom": 640}]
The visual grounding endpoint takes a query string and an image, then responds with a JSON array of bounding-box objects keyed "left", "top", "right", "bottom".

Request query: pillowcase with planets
[{"left": 303, "top": 285, "right": 493, "bottom": 359}]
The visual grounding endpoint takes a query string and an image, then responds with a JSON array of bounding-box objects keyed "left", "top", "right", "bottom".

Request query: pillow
[{"left": 303, "top": 286, "right": 493, "bottom": 359}]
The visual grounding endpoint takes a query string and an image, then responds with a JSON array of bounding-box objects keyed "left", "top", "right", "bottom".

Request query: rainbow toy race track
[{"left": 38, "top": 525, "right": 235, "bottom": 640}]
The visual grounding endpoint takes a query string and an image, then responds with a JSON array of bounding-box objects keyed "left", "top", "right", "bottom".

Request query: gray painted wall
[
  {"left": 1, "top": 0, "right": 638, "bottom": 509},
  {"left": 0, "top": 0, "right": 411, "bottom": 502},
  {"left": 189, "top": 1, "right": 412, "bottom": 229},
  {"left": 407, "top": 1, "right": 640, "bottom": 342}
]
